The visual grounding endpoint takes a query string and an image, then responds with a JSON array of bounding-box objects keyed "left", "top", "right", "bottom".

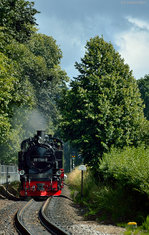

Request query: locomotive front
[{"left": 18, "top": 130, "right": 64, "bottom": 197}]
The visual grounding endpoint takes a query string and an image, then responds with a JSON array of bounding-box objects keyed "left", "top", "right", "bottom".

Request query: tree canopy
[
  {"left": 0, "top": 52, "right": 16, "bottom": 143},
  {"left": 26, "top": 34, "right": 69, "bottom": 130},
  {"left": 0, "top": 0, "right": 69, "bottom": 163},
  {"left": 58, "top": 36, "right": 146, "bottom": 167},
  {"left": 137, "top": 75, "right": 149, "bottom": 121},
  {"left": 0, "top": 0, "right": 38, "bottom": 43}
]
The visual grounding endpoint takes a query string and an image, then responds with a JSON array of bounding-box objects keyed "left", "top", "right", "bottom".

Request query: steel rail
[
  {"left": 15, "top": 197, "right": 70, "bottom": 235},
  {"left": 39, "top": 197, "right": 70, "bottom": 235},
  {"left": 15, "top": 199, "right": 33, "bottom": 235}
]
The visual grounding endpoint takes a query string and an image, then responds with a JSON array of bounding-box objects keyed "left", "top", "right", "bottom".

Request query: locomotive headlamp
[
  {"left": 56, "top": 170, "right": 61, "bottom": 175},
  {"left": 20, "top": 170, "right": 25, "bottom": 175}
]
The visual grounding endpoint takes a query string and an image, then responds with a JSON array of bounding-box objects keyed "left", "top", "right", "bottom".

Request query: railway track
[{"left": 15, "top": 198, "right": 69, "bottom": 235}]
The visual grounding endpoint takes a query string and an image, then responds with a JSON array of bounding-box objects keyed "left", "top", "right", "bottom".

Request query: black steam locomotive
[{"left": 18, "top": 130, "right": 64, "bottom": 197}]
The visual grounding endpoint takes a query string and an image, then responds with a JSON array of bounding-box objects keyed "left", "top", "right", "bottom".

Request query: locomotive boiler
[{"left": 18, "top": 130, "right": 64, "bottom": 198}]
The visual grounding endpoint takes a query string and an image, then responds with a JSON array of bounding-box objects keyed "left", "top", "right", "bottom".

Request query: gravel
[
  {"left": 0, "top": 184, "right": 126, "bottom": 234},
  {"left": 0, "top": 199, "right": 25, "bottom": 235},
  {"left": 46, "top": 184, "right": 126, "bottom": 235}
]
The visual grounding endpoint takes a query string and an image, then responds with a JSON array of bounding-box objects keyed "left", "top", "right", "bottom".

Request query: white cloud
[
  {"left": 127, "top": 16, "right": 149, "bottom": 31},
  {"left": 115, "top": 16, "right": 149, "bottom": 79}
]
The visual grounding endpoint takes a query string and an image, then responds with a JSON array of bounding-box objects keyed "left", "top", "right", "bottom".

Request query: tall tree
[
  {"left": 137, "top": 75, "right": 149, "bottom": 120},
  {"left": 5, "top": 33, "right": 69, "bottom": 133},
  {"left": 0, "top": 0, "right": 38, "bottom": 43},
  {"left": 0, "top": 1, "right": 69, "bottom": 163},
  {"left": 0, "top": 52, "right": 16, "bottom": 143},
  {"left": 26, "top": 33, "right": 69, "bottom": 131},
  {"left": 59, "top": 36, "right": 146, "bottom": 167},
  {"left": 0, "top": 50, "right": 36, "bottom": 163},
  {"left": 0, "top": 0, "right": 39, "bottom": 163}
]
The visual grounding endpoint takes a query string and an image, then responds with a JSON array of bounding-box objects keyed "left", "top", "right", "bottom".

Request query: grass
[
  {"left": 67, "top": 155, "right": 149, "bottom": 233},
  {"left": 67, "top": 166, "right": 98, "bottom": 205}
]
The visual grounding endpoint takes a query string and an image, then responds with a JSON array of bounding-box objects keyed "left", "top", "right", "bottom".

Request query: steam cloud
[{"left": 28, "top": 110, "right": 47, "bottom": 132}]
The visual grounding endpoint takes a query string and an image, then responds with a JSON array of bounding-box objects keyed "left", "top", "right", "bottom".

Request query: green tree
[
  {"left": 5, "top": 34, "right": 69, "bottom": 133},
  {"left": 0, "top": 50, "right": 36, "bottom": 163},
  {"left": 0, "top": 0, "right": 39, "bottom": 163},
  {"left": 59, "top": 36, "right": 146, "bottom": 167},
  {"left": 137, "top": 75, "right": 149, "bottom": 120},
  {"left": 26, "top": 33, "right": 69, "bottom": 131},
  {"left": 0, "top": 52, "right": 16, "bottom": 143},
  {"left": 27, "top": 33, "right": 62, "bottom": 69},
  {"left": 0, "top": 0, "right": 38, "bottom": 43},
  {"left": 0, "top": 0, "right": 69, "bottom": 162}
]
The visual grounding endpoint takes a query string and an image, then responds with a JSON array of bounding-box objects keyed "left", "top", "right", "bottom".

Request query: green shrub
[
  {"left": 141, "top": 215, "right": 149, "bottom": 231},
  {"left": 99, "top": 145, "right": 149, "bottom": 196},
  {"left": 67, "top": 168, "right": 145, "bottom": 223},
  {"left": 67, "top": 147, "right": 149, "bottom": 225}
]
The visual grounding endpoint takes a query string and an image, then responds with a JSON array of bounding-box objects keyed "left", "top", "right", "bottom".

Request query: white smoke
[{"left": 27, "top": 109, "right": 47, "bottom": 132}]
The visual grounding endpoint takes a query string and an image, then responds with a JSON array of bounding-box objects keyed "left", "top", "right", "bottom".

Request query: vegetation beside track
[
  {"left": 67, "top": 146, "right": 149, "bottom": 234},
  {"left": 0, "top": 181, "right": 20, "bottom": 198}
]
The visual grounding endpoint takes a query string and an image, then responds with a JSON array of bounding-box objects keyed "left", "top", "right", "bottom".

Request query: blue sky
[{"left": 32, "top": 0, "right": 149, "bottom": 80}]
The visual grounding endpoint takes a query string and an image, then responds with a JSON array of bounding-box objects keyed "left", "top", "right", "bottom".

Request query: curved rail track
[{"left": 15, "top": 198, "right": 69, "bottom": 235}]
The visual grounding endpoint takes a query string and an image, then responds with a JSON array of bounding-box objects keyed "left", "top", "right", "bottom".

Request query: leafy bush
[
  {"left": 67, "top": 145, "right": 149, "bottom": 225},
  {"left": 67, "top": 167, "right": 139, "bottom": 222},
  {"left": 141, "top": 215, "right": 149, "bottom": 231},
  {"left": 99, "top": 145, "right": 149, "bottom": 196}
]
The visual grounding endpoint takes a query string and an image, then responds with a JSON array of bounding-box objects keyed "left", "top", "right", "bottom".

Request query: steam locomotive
[{"left": 18, "top": 130, "right": 64, "bottom": 198}]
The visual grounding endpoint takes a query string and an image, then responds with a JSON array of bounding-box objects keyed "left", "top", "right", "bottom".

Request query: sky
[{"left": 31, "top": 0, "right": 149, "bottom": 80}]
